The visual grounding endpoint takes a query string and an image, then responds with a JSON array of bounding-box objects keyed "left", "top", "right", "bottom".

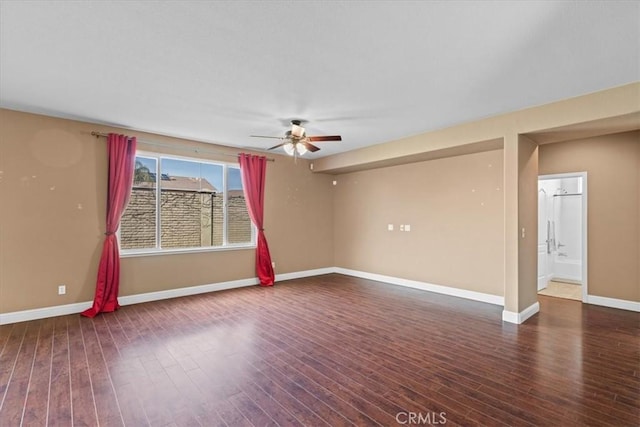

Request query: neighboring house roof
[{"left": 134, "top": 175, "right": 217, "bottom": 193}]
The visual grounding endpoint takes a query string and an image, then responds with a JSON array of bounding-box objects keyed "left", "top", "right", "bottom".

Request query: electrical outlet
[
  {"left": 272, "top": 261, "right": 276, "bottom": 269},
  {"left": 58, "top": 285, "right": 66, "bottom": 295},
  {"left": 405, "top": 224, "right": 411, "bottom": 232},
  {"left": 387, "top": 224, "right": 394, "bottom": 231},
  {"left": 400, "top": 225, "right": 405, "bottom": 231}
]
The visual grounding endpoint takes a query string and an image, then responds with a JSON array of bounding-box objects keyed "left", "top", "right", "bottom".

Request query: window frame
[{"left": 119, "top": 151, "right": 256, "bottom": 257}]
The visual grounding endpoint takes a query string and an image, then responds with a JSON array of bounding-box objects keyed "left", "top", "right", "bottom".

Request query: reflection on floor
[{"left": 539, "top": 280, "right": 582, "bottom": 301}]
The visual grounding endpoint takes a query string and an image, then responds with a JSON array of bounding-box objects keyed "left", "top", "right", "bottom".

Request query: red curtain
[
  {"left": 238, "top": 153, "right": 275, "bottom": 286},
  {"left": 82, "top": 134, "right": 137, "bottom": 317}
]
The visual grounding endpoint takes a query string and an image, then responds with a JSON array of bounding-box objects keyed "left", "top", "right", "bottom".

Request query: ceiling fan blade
[
  {"left": 250, "top": 135, "right": 285, "bottom": 139},
  {"left": 268, "top": 143, "right": 285, "bottom": 150},
  {"left": 301, "top": 141, "right": 321, "bottom": 152},
  {"left": 307, "top": 135, "right": 342, "bottom": 142}
]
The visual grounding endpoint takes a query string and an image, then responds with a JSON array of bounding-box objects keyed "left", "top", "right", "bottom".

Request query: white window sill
[{"left": 120, "top": 244, "right": 256, "bottom": 258}]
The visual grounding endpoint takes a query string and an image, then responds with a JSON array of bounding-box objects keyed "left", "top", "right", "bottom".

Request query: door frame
[{"left": 538, "top": 172, "right": 588, "bottom": 302}]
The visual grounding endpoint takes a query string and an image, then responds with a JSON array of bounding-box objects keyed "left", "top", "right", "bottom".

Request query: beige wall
[
  {"left": 517, "top": 135, "right": 539, "bottom": 311},
  {"left": 538, "top": 131, "right": 640, "bottom": 302},
  {"left": 333, "top": 149, "right": 504, "bottom": 297},
  {"left": 318, "top": 83, "right": 638, "bottom": 317},
  {"left": 1, "top": 87, "right": 638, "bottom": 317},
  {"left": 0, "top": 109, "right": 334, "bottom": 313}
]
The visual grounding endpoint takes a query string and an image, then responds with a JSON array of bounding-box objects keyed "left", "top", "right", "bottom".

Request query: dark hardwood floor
[{"left": 0, "top": 274, "right": 638, "bottom": 426}]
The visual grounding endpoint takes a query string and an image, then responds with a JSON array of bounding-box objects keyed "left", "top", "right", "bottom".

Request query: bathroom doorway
[{"left": 537, "top": 172, "right": 588, "bottom": 302}]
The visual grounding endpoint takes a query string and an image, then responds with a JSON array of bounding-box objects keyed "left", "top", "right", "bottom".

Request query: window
[{"left": 119, "top": 153, "right": 254, "bottom": 255}]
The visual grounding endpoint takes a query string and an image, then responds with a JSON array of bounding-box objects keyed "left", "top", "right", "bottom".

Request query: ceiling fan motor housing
[{"left": 290, "top": 121, "right": 305, "bottom": 138}]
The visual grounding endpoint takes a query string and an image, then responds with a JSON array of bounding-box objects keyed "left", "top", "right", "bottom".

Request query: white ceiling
[{"left": 1, "top": 1, "right": 638, "bottom": 158}]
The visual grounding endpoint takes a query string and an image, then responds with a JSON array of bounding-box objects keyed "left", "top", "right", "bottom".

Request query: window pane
[
  {"left": 121, "top": 155, "right": 255, "bottom": 254},
  {"left": 120, "top": 156, "right": 157, "bottom": 249},
  {"left": 159, "top": 158, "right": 223, "bottom": 248},
  {"left": 227, "top": 167, "right": 252, "bottom": 244}
]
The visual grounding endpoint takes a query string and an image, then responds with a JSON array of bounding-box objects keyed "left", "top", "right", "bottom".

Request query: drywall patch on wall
[{"left": 31, "top": 128, "right": 84, "bottom": 168}]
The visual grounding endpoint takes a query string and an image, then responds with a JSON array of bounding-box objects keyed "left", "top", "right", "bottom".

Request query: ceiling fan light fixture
[
  {"left": 296, "top": 143, "right": 308, "bottom": 155},
  {"left": 283, "top": 142, "right": 295, "bottom": 156}
]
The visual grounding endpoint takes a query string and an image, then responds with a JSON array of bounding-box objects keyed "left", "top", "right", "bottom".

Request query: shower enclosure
[
  {"left": 538, "top": 175, "right": 586, "bottom": 292},
  {"left": 551, "top": 190, "right": 582, "bottom": 282}
]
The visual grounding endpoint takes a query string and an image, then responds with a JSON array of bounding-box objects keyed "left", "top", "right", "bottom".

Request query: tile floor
[{"left": 538, "top": 280, "right": 582, "bottom": 301}]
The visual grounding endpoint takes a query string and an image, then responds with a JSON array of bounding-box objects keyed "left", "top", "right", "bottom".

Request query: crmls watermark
[{"left": 396, "top": 411, "right": 447, "bottom": 425}]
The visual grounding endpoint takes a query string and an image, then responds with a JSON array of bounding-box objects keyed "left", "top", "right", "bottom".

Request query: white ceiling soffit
[{"left": 1, "top": 1, "right": 638, "bottom": 158}]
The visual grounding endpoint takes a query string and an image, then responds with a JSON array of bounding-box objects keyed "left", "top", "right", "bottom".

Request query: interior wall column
[{"left": 503, "top": 133, "right": 540, "bottom": 323}]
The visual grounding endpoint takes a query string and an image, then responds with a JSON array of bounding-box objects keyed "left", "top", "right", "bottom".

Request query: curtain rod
[{"left": 90, "top": 131, "right": 275, "bottom": 162}]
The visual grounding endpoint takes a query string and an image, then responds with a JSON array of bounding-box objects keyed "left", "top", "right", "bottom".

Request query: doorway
[{"left": 537, "top": 172, "right": 588, "bottom": 302}]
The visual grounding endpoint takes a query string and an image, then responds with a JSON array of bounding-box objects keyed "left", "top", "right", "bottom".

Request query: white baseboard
[
  {"left": 334, "top": 267, "right": 504, "bottom": 306},
  {"left": 119, "top": 277, "right": 259, "bottom": 306},
  {"left": 502, "top": 301, "right": 540, "bottom": 324},
  {"left": 0, "top": 301, "right": 93, "bottom": 325},
  {"left": 0, "top": 277, "right": 261, "bottom": 325},
  {"left": 11, "top": 267, "right": 635, "bottom": 326},
  {"left": 275, "top": 267, "right": 336, "bottom": 282},
  {"left": 0, "top": 268, "right": 332, "bottom": 325},
  {"left": 586, "top": 295, "right": 640, "bottom": 312}
]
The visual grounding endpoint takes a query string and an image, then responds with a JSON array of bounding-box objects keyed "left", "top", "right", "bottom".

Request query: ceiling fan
[{"left": 251, "top": 120, "right": 342, "bottom": 156}]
